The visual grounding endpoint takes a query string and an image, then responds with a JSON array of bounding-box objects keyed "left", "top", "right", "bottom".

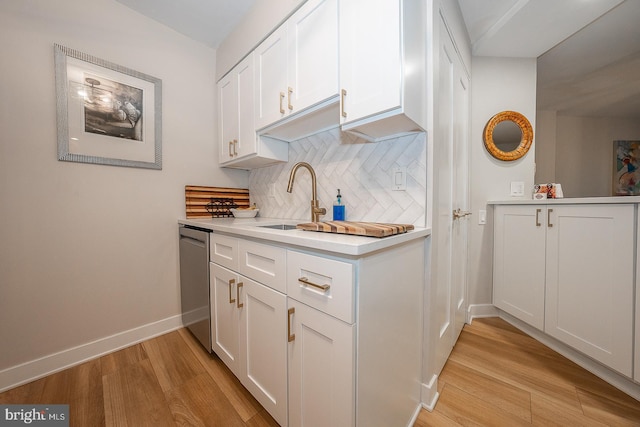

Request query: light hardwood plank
[
  {"left": 530, "top": 393, "right": 608, "bottom": 427},
  {"left": 177, "top": 328, "right": 263, "bottom": 422},
  {"left": 103, "top": 358, "right": 175, "bottom": 427},
  {"left": 439, "top": 359, "right": 532, "bottom": 422},
  {"left": 435, "top": 383, "right": 532, "bottom": 426},
  {"left": 100, "top": 343, "right": 148, "bottom": 376},
  {"left": 576, "top": 388, "right": 640, "bottom": 426},
  {"left": 143, "top": 330, "right": 205, "bottom": 393},
  {"left": 164, "top": 373, "right": 245, "bottom": 426}
]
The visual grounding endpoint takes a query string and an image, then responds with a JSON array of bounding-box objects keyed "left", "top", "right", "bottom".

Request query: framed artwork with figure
[
  {"left": 614, "top": 140, "right": 640, "bottom": 195},
  {"left": 54, "top": 44, "right": 162, "bottom": 169}
]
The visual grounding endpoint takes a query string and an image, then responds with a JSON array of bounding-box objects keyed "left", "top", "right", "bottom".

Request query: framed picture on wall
[
  {"left": 613, "top": 140, "right": 640, "bottom": 195},
  {"left": 54, "top": 44, "right": 162, "bottom": 169}
]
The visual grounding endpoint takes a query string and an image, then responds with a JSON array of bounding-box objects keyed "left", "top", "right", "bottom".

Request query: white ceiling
[
  {"left": 115, "top": 0, "right": 640, "bottom": 119},
  {"left": 114, "top": 0, "right": 255, "bottom": 48}
]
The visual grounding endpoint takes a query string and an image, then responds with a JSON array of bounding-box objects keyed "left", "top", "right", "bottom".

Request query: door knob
[{"left": 453, "top": 208, "right": 472, "bottom": 220}]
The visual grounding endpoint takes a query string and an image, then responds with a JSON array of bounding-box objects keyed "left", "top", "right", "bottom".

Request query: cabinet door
[
  {"left": 493, "top": 205, "right": 546, "bottom": 330},
  {"left": 210, "top": 264, "right": 241, "bottom": 377},
  {"left": 255, "top": 26, "right": 288, "bottom": 130},
  {"left": 545, "top": 204, "right": 634, "bottom": 376},
  {"left": 339, "top": 0, "right": 401, "bottom": 124},
  {"left": 235, "top": 54, "right": 256, "bottom": 159},
  {"left": 240, "top": 278, "right": 288, "bottom": 426},
  {"left": 287, "top": 0, "right": 338, "bottom": 114},
  {"left": 218, "top": 70, "right": 238, "bottom": 164},
  {"left": 288, "top": 299, "right": 355, "bottom": 427},
  {"left": 218, "top": 55, "right": 256, "bottom": 164}
]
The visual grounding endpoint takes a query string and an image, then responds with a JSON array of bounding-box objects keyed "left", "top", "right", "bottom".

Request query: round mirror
[{"left": 483, "top": 111, "right": 533, "bottom": 161}]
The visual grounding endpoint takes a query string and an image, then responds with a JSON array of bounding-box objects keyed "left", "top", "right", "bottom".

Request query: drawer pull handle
[
  {"left": 548, "top": 208, "right": 553, "bottom": 227},
  {"left": 228, "top": 140, "right": 233, "bottom": 157},
  {"left": 340, "top": 89, "right": 347, "bottom": 118},
  {"left": 288, "top": 307, "right": 295, "bottom": 342},
  {"left": 535, "top": 208, "right": 541, "bottom": 227},
  {"left": 232, "top": 139, "right": 238, "bottom": 156},
  {"left": 288, "top": 86, "right": 293, "bottom": 110},
  {"left": 279, "top": 91, "right": 285, "bottom": 114},
  {"left": 228, "top": 279, "right": 236, "bottom": 304},
  {"left": 236, "top": 281, "right": 243, "bottom": 308},
  {"left": 298, "top": 277, "right": 330, "bottom": 291}
]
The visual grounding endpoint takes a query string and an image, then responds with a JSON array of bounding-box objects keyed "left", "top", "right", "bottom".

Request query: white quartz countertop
[
  {"left": 488, "top": 196, "right": 640, "bottom": 205},
  {"left": 178, "top": 217, "right": 430, "bottom": 257}
]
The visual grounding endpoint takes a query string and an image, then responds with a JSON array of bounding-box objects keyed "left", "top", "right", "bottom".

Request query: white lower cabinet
[
  {"left": 210, "top": 233, "right": 424, "bottom": 426},
  {"left": 493, "top": 203, "right": 635, "bottom": 377},
  {"left": 210, "top": 236, "right": 288, "bottom": 426},
  {"left": 287, "top": 299, "right": 355, "bottom": 427}
]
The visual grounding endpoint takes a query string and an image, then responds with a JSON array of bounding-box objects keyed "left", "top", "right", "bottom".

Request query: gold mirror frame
[{"left": 483, "top": 110, "right": 533, "bottom": 161}]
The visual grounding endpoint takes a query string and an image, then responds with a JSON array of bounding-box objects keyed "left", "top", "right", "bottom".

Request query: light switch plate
[
  {"left": 510, "top": 181, "right": 525, "bottom": 196},
  {"left": 479, "top": 209, "right": 487, "bottom": 225},
  {"left": 392, "top": 167, "right": 407, "bottom": 191}
]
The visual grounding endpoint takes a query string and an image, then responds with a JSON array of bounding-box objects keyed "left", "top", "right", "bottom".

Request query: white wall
[
  {"left": 467, "top": 57, "right": 537, "bottom": 306},
  {"left": 216, "top": 0, "right": 305, "bottom": 80},
  {"left": 0, "top": 0, "right": 247, "bottom": 386},
  {"left": 537, "top": 113, "right": 640, "bottom": 197}
]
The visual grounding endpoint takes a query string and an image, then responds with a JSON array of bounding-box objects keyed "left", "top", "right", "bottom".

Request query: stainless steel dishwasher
[{"left": 179, "top": 225, "right": 212, "bottom": 352}]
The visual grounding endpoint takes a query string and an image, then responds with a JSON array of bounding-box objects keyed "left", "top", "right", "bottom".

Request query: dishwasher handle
[{"left": 179, "top": 226, "right": 210, "bottom": 245}]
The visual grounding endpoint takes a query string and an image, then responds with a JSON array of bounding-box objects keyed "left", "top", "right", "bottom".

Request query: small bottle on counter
[{"left": 333, "top": 189, "right": 345, "bottom": 221}]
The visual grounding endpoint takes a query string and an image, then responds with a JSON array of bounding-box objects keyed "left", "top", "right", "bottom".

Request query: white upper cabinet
[
  {"left": 217, "top": 53, "right": 288, "bottom": 169},
  {"left": 255, "top": 0, "right": 339, "bottom": 140},
  {"left": 339, "top": 0, "right": 425, "bottom": 141}
]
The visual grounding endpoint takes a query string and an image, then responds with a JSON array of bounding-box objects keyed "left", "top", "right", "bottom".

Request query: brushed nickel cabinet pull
[
  {"left": 340, "top": 89, "right": 347, "bottom": 118},
  {"left": 288, "top": 87, "right": 293, "bottom": 110},
  {"left": 548, "top": 208, "right": 554, "bottom": 227},
  {"left": 236, "top": 281, "right": 243, "bottom": 308},
  {"left": 279, "top": 91, "right": 285, "bottom": 114},
  {"left": 233, "top": 139, "right": 238, "bottom": 156},
  {"left": 535, "top": 208, "right": 541, "bottom": 227},
  {"left": 228, "top": 279, "right": 236, "bottom": 304},
  {"left": 287, "top": 307, "right": 295, "bottom": 342},
  {"left": 298, "top": 277, "right": 330, "bottom": 291},
  {"left": 228, "top": 141, "right": 233, "bottom": 157}
]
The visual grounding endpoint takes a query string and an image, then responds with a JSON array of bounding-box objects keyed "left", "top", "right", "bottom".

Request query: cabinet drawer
[
  {"left": 239, "top": 239, "right": 287, "bottom": 293},
  {"left": 287, "top": 251, "right": 355, "bottom": 323},
  {"left": 210, "top": 234, "right": 238, "bottom": 270}
]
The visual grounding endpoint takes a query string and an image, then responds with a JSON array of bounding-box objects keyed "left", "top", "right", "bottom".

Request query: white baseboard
[
  {"left": 420, "top": 374, "right": 439, "bottom": 412},
  {"left": 467, "top": 303, "right": 499, "bottom": 323},
  {"left": 0, "top": 314, "right": 183, "bottom": 393}
]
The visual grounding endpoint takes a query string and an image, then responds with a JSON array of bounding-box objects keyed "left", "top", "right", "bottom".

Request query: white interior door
[{"left": 432, "top": 15, "right": 470, "bottom": 374}]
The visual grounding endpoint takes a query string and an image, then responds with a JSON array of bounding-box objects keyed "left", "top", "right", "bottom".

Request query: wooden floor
[
  {"left": 1, "top": 317, "right": 639, "bottom": 426},
  {"left": 415, "top": 317, "right": 640, "bottom": 427}
]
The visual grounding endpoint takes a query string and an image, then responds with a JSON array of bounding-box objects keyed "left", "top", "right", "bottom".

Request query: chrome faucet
[{"left": 287, "top": 162, "right": 326, "bottom": 223}]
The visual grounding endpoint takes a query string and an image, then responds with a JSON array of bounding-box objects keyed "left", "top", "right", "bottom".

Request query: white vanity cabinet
[
  {"left": 338, "top": 0, "right": 425, "bottom": 141},
  {"left": 209, "top": 235, "right": 288, "bottom": 425},
  {"left": 493, "top": 205, "right": 546, "bottom": 329},
  {"left": 254, "top": 0, "right": 338, "bottom": 134},
  {"left": 217, "top": 53, "right": 288, "bottom": 169},
  {"left": 493, "top": 203, "right": 635, "bottom": 377}
]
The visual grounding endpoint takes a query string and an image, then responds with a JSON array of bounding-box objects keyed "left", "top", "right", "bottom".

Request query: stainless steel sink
[{"left": 259, "top": 224, "right": 298, "bottom": 230}]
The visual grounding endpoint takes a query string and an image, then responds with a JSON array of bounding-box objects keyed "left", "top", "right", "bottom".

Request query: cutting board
[
  {"left": 185, "top": 186, "right": 250, "bottom": 218},
  {"left": 296, "top": 221, "right": 415, "bottom": 238}
]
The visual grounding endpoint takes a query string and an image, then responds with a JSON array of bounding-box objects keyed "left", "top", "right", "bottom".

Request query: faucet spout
[{"left": 287, "top": 162, "right": 326, "bottom": 222}]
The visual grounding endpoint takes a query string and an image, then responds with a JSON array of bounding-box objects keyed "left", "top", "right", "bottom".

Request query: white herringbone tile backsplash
[{"left": 249, "top": 128, "right": 426, "bottom": 226}]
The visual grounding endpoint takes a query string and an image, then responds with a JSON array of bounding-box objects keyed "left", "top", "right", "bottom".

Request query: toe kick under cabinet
[
  {"left": 209, "top": 233, "right": 424, "bottom": 427},
  {"left": 492, "top": 202, "right": 635, "bottom": 377}
]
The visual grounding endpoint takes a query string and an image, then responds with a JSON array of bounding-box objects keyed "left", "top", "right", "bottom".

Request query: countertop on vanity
[
  {"left": 488, "top": 196, "right": 640, "bottom": 205},
  {"left": 178, "top": 217, "right": 430, "bottom": 257}
]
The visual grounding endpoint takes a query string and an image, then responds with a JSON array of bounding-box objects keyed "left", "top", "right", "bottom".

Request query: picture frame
[
  {"left": 54, "top": 44, "right": 162, "bottom": 169},
  {"left": 613, "top": 140, "right": 640, "bottom": 195}
]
